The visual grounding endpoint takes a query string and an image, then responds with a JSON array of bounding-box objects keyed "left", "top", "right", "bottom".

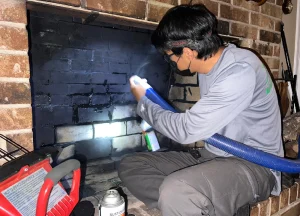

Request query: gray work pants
[{"left": 118, "top": 149, "right": 275, "bottom": 216}]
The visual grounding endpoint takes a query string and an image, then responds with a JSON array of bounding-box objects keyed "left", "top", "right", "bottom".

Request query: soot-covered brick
[
  {"left": 30, "top": 11, "right": 170, "bottom": 152},
  {"left": 78, "top": 108, "right": 111, "bottom": 123}
]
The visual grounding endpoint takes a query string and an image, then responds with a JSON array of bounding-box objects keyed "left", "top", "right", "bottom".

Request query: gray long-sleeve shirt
[{"left": 137, "top": 44, "right": 284, "bottom": 195}]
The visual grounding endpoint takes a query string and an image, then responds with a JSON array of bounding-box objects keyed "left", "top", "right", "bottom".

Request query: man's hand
[{"left": 129, "top": 77, "right": 146, "bottom": 102}]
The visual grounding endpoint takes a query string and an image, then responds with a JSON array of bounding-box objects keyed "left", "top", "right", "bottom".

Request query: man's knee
[
  {"left": 158, "top": 176, "right": 182, "bottom": 210},
  {"left": 159, "top": 175, "right": 202, "bottom": 204},
  {"left": 118, "top": 153, "right": 149, "bottom": 181},
  {"left": 159, "top": 175, "right": 176, "bottom": 199},
  {"left": 158, "top": 175, "right": 214, "bottom": 215},
  {"left": 118, "top": 155, "right": 136, "bottom": 181}
]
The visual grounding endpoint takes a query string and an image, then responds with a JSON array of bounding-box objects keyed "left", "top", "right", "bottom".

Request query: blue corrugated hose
[{"left": 145, "top": 87, "right": 300, "bottom": 173}]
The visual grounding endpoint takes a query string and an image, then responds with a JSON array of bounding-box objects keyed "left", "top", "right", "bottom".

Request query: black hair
[{"left": 151, "top": 4, "right": 223, "bottom": 60}]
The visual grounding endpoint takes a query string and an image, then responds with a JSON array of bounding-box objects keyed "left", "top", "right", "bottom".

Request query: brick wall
[
  {"left": 29, "top": 0, "right": 283, "bottom": 149},
  {"left": 29, "top": 0, "right": 282, "bottom": 76},
  {"left": 250, "top": 181, "right": 300, "bottom": 216},
  {"left": 0, "top": 0, "right": 33, "bottom": 155},
  {"left": 29, "top": 12, "right": 171, "bottom": 159}
]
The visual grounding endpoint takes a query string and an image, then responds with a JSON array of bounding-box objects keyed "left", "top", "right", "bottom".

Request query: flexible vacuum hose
[{"left": 132, "top": 76, "right": 300, "bottom": 173}]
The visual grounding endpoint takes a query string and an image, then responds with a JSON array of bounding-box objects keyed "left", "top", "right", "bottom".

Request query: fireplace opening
[
  {"left": 29, "top": 10, "right": 174, "bottom": 151},
  {"left": 28, "top": 9, "right": 178, "bottom": 203}
]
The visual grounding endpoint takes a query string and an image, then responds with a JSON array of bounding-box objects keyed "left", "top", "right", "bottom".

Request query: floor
[
  {"left": 63, "top": 157, "right": 162, "bottom": 216},
  {"left": 67, "top": 157, "right": 299, "bottom": 216},
  {"left": 81, "top": 186, "right": 162, "bottom": 216}
]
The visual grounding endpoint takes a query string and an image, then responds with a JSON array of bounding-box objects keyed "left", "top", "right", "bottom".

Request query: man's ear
[
  {"left": 182, "top": 47, "right": 195, "bottom": 60},
  {"left": 192, "top": 50, "right": 198, "bottom": 59}
]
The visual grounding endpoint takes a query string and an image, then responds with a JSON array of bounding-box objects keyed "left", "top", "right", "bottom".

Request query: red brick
[
  {"left": 155, "top": 0, "right": 178, "bottom": 5},
  {"left": 272, "top": 70, "right": 279, "bottom": 79},
  {"left": 290, "top": 184, "right": 298, "bottom": 203},
  {"left": 6, "top": 132, "right": 34, "bottom": 152},
  {"left": 275, "top": 21, "right": 281, "bottom": 32},
  {"left": 260, "top": 30, "right": 281, "bottom": 44},
  {"left": 148, "top": 4, "right": 170, "bottom": 22},
  {"left": 181, "top": 0, "right": 218, "bottom": 16},
  {"left": 232, "top": 0, "right": 260, "bottom": 11},
  {"left": 0, "top": 0, "right": 27, "bottom": 23},
  {"left": 276, "top": 0, "right": 283, "bottom": 6},
  {"left": 251, "top": 13, "right": 274, "bottom": 30},
  {"left": 251, "top": 42, "right": 273, "bottom": 56},
  {"left": 220, "top": 4, "right": 249, "bottom": 23},
  {"left": 86, "top": 0, "right": 146, "bottom": 19},
  {"left": 265, "top": 58, "right": 280, "bottom": 69},
  {"left": 261, "top": 2, "right": 282, "bottom": 19},
  {"left": 260, "top": 199, "right": 270, "bottom": 216},
  {"left": 280, "top": 188, "right": 290, "bottom": 209},
  {"left": 0, "top": 83, "right": 31, "bottom": 104},
  {"left": 281, "top": 202, "right": 300, "bottom": 216},
  {"left": 217, "top": 0, "right": 231, "bottom": 3},
  {"left": 250, "top": 204, "right": 259, "bottom": 216},
  {"left": 46, "top": 0, "right": 81, "bottom": 6},
  {"left": 0, "top": 54, "right": 30, "bottom": 78},
  {"left": 273, "top": 45, "right": 280, "bottom": 57},
  {"left": 270, "top": 195, "right": 280, "bottom": 214},
  {"left": 0, "top": 108, "right": 32, "bottom": 131},
  {"left": 0, "top": 26, "right": 28, "bottom": 51},
  {"left": 231, "top": 23, "right": 258, "bottom": 39},
  {"left": 218, "top": 20, "right": 229, "bottom": 35}
]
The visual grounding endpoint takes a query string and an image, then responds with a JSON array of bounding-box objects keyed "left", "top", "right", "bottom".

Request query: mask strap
[
  {"left": 187, "top": 60, "right": 191, "bottom": 69},
  {"left": 177, "top": 55, "right": 181, "bottom": 63}
]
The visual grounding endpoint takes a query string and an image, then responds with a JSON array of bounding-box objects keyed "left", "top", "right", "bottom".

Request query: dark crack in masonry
[
  {"left": 188, "top": 87, "right": 192, "bottom": 96},
  {"left": 72, "top": 105, "right": 79, "bottom": 124}
]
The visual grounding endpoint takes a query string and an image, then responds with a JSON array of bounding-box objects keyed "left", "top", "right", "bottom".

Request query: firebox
[{"left": 29, "top": 11, "right": 173, "bottom": 160}]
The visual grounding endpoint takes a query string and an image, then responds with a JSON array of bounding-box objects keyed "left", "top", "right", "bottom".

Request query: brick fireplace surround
[{"left": 1, "top": 0, "right": 300, "bottom": 215}]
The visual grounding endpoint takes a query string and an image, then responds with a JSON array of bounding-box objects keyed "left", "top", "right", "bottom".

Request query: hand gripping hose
[{"left": 132, "top": 76, "right": 300, "bottom": 173}]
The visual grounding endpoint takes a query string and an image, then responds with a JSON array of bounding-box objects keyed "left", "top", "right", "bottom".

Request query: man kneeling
[{"left": 118, "top": 4, "right": 283, "bottom": 216}]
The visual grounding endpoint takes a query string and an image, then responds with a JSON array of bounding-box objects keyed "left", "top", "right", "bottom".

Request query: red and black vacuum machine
[{"left": 0, "top": 134, "right": 81, "bottom": 216}]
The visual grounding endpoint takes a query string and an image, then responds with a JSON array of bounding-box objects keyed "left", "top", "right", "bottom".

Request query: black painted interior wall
[{"left": 29, "top": 12, "right": 171, "bottom": 157}]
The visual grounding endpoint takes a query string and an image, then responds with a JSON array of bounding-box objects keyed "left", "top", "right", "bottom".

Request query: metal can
[{"left": 99, "top": 189, "right": 125, "bottom": 216}]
